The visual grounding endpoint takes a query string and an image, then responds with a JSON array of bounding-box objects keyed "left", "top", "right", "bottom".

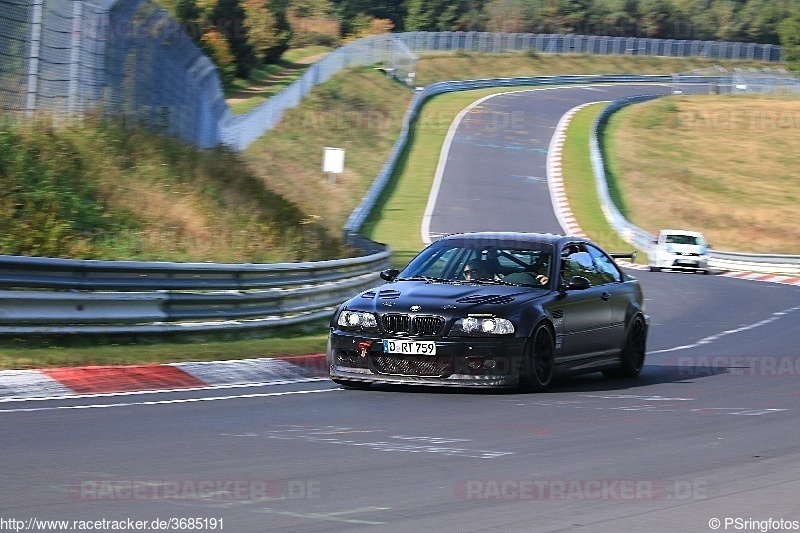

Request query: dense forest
[{"left": 167, "top": 0, "right": 800, "bottom": 85}]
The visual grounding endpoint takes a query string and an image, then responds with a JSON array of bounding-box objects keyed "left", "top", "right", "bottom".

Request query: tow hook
[{"left": 358, "top": 341, "right": 371, "bottom": 358}]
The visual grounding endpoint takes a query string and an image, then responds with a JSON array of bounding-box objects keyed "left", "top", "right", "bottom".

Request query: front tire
[{"left": 520, "top": 324, "right": 555, "bottom": 392}]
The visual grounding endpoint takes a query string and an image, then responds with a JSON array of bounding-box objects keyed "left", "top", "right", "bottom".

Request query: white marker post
[{"left": 323, "top": 147, "right": 345, "bottom": 183}]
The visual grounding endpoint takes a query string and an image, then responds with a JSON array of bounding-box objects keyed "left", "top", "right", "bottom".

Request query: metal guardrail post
[{"left": 25, "top": 0, "right": 44, "bottom": 116}]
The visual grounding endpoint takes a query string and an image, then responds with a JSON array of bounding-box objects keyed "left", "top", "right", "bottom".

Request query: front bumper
[
  {"left": 328, "top": 331, "right": 527, "bottom": 388},
  {"left": 650, "top": 253, "right": 710, "bottom": 270}
]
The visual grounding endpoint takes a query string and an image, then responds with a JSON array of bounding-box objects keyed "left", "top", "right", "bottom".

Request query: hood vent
[
  {"left": 378, "top": 289, "right": 401, "bottom": 300},
  {"left": 457, "top": 294, "right": 515, "bottom": 305}
]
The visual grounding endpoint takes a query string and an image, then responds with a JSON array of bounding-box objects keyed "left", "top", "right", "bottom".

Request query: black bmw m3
[{"left": 327, "top": 232, "right": 648, "bottom": 390}]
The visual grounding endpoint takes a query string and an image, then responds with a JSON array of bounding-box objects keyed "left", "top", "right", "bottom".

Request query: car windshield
[
  {"left": 665, "top": 234, "right": 702, "bottom": 245},
  {"left": 399, "top": 238, "right": 553, "bottom": 286}
]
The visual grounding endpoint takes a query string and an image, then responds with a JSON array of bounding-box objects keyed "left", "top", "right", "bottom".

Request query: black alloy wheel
[
  {"left": 605, "top": 314, "right": 647, "bottom": 379},
  {"left": 521, "top": 324, "right": 555, "bottom": 392}
]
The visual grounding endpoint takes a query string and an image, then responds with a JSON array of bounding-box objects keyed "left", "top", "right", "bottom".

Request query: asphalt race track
[{"left": 2, "top": 84, "right": 799, "bottom": 533}]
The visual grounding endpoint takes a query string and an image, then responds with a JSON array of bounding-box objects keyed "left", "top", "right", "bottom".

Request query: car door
[
  {"left": 586, "top": 244, "right": 628, "bottom": 347},
  {"left": 551, "top": 246, "right": 615, "bottom": 361}
]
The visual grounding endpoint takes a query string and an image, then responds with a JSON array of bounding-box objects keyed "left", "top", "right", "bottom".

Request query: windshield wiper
[
  {"left": 465, "top": 277, "right": 511, "bottom": 285},
  {"left": 399, "top": 275, "right": 449, "bottom": 283}
]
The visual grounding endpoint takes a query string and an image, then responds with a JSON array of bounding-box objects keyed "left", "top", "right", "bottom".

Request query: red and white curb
[
  {"left": 0, "top": 354, "right": 328, "bottom": 400},
  {"left": 715, "top": 271, "right": 800, "bottom": 286},
  {"left": 546, "top": 102, "right": 595, "bottom": 241}
]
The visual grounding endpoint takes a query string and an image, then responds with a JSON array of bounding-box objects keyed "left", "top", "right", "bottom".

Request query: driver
[
  {"left": 531, "top": 256, "right": 550, "bottom": 286},
  {"left": 463, "top": 260, "right": 490, "bottom": 280}
]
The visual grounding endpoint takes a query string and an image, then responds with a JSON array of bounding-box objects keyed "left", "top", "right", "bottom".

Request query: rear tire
[
  {"left": 605, "top": 314, "right": 647, "bottom": 379},
  {"left": 649, "top": 266, "right": 660, "bottom": 272},
  {"left": 520, "top": 324, "right": 555, "bottom": 392}
]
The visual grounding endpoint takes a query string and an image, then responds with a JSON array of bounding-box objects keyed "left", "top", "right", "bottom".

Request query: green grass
[
  {"left": 561, "top": 103, "right": 646, "bottom": 256},
  {"left": 413, "top": 52, "right": 771, "bottom": 86},
  {"left": 0, "top": 115, "right": 340, "bottom": 262},
  {"left": 604, "top": 95, "right": 800, "bottom": 254},
  {"left": 0, "top": 329, "right": 329, "bottom": 370},
  {"left": 242, "top": 67, "right": 413, "bottom": 233},
  {"left": 226, "top": 47, "right": 332, "bottom": 115}
]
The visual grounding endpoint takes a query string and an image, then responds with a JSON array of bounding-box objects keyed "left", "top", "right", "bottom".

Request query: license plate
[
  {"left": 675, "top": 259, "right": 697, "bottom": 266},
  {"left": 382, "top": 339, "right": 437, "bottom": 355}
]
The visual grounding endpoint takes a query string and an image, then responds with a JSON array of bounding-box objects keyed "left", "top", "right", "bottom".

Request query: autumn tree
[
  {"left": 200, "top": 26, "right": 236, "bottom": 87},
  {"left": 243, "top": 0, "right": 280, "bottom": 62},
  {"left": 343, "top": 15, "right": 394, "bottom": 41},
  {"left": 211, "top": 0, "right": 256, "bottom": 76}
]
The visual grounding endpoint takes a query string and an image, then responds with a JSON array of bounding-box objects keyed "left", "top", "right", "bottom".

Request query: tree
[
  {"left": 344, "top": 15, "right": 394, "bottom": 41},
  {"left": 243, "top": 0, "right": 280, "bottom": 63},
  {"left": 637, "top": 0, "right": 673, "bottom": 38},
  {"left": 485, "top": 0, "right": 531, "bottom": 33},
  {"left": 287, "top": 0, "right": 341, "bottom": 46},
  {"left": 405, "top": 0, "right": 434, "bottom": 30},
  {"left": 176, "top": 0, "right": 204, "bottom": 40},
  {"left": 200, "top": 27, "right": 237, "bottom": 87},
  {"left": 778, "top": 9, "right": 800, "bottom": 69},
  {"left": 740, "top": 0, "right": 798, "bottom": 44},
  {"left": 211, "top": 0, "right": 257, "bottom": 77},
  {"left": 331, "top": 0, "right": 407, "bottom": 33},
  {"left": 289, "top": 0, "right": 335, "bottom": 18},
  {"left": 264, "top": 0, "right": 292, "bottom": 62},
  {"left": 405, "top": 0, "right": 473, "bottom": 31}
]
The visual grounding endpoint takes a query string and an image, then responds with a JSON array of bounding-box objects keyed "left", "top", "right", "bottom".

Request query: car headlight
[
  {"left": 337, "top": 310, "right": 378, "bottom": 330},
  {"left": 451, "top": 316, "right": 515, "bottom": 336}
]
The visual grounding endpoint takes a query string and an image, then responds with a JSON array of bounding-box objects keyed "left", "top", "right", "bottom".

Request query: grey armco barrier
[
  {"left": 590, "top": 94, "right": 800, "bottom": 275},
  {"left": 0, "top": 246, "right": 390, "bottom": 335}
]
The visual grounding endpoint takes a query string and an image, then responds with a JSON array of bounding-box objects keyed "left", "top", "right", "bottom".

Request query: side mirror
[
  {"left": 560, "top": 276, "right": 591, "bottom": 292},
  {"left": 380, "top": 268, "right": 400, "bottom": 281}
]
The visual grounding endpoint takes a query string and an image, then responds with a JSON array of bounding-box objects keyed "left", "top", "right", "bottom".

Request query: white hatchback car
[{"left": 648, "top": 229, "right": 711, "bottom": 273}]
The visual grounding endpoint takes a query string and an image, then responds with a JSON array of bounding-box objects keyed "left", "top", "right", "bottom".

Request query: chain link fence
[
  {"left": 219, "top": 34, "right": 417, "bottom": 150},
  {"left": 395, "top": 31, "right": 782, "bottom": 62},
  {"left": 1, "top": 0, "right": 227, "bottom": 148}
]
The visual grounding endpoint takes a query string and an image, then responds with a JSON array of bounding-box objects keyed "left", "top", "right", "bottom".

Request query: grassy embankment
[
  {"left": 226, "top": 47, "right": 334, "bottom": 115},
  {"left": 1, "top": 52, "right": 794, "bottom": 368},
  {"left": 604, "top": 95, "right": 800, "bottom": 254}
]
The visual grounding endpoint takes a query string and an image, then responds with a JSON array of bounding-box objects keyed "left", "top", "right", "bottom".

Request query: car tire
[
  {"left": 521, "top": 324, "right": 555, "bottom": 392},
  {"left": 605, "top": 314, "right": 647, "bottom": 379},
  {"left": 331, "top": 379, "right": 371, "bottom": 390},
  {"left": 649, "top": 266, "right": 660, "bottom": 272}
]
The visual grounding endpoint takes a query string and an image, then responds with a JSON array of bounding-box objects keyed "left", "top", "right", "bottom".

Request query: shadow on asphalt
[{"left": 336, "top": 363, "right": 727, "bottom": 396}]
